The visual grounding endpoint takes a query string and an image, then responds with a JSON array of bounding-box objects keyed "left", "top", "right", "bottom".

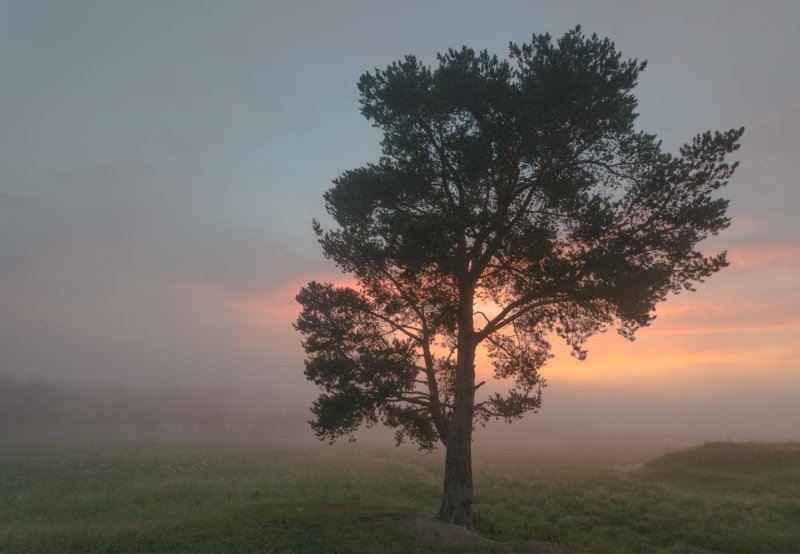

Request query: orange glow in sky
[
  {"left": 3, "top": 2, "right": 798, "bottom": 445},
  {"left": 223, "top": 237, "right": 799, "bottom": 398}
]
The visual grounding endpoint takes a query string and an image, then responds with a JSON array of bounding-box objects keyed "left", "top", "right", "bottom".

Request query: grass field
[{"left": 1, "top": 440, "right": 798, "bottom": 553}]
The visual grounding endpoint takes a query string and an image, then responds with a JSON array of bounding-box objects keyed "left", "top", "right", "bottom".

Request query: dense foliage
[{"left": 295, "top": 26, "right": 742, "bottom": 524}]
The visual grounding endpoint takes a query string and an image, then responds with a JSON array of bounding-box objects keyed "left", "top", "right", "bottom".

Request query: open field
[{"left": 1, "top": 440, "right": 798, "bottom": 553}]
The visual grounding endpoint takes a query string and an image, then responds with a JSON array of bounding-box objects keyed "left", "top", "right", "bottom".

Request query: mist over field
[
  {"left": 2, "top": 3, "right": 800, "bottom": 551},
  {"left": 3, "top": 372, "right": 797, "bottom": 458}
]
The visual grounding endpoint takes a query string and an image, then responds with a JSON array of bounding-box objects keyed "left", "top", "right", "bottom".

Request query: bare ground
[{"left": 402, "top": 514, "right": 578, "bottom": 552}]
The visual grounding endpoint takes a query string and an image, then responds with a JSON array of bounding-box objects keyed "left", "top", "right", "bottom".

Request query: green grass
[
  {"left": 472, "top": 442, "right": 800, "bottom": 553},
  {"left": 0, "top": 441, "right": 798, "bottom": 553}
]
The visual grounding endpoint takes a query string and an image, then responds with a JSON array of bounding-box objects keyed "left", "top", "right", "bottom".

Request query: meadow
[{"left": 1, "top": 440, "right": 798, "bottom": 553}]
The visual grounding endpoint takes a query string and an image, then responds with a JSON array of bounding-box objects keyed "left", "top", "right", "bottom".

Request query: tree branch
[{"left": 476, "top": 293, "right": 587, "bottom": 341}]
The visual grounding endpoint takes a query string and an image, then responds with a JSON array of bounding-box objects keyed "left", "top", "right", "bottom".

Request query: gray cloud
[{"left": 1, "top": 1, "right": 798, "bottom": 443}]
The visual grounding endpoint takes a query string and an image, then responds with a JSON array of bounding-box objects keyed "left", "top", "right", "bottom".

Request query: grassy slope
[
  {"left": 0, "top": 441, "right": 798, "bottom": 553},
  {"left": 474, "top": 442, "right": 800, "bottom": 553}
]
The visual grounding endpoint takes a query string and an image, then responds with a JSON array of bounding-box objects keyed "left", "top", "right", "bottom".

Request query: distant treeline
[{"left": 0, "top": 375, "right": 307, "bottom": 439}]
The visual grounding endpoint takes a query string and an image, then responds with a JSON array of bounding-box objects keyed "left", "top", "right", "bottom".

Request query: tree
[{"left": 294, "top": 27, "right": 743, "bottom": 527}]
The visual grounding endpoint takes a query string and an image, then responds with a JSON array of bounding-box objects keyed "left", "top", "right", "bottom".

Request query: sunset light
[{"left": 2, "top": 2, "right": 799, "bottom": 550}]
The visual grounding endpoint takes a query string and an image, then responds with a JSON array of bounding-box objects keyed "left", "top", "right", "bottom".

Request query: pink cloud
[
  {"left": 214, "top": 277, "right": 361, "bottom": 330},
  {"left": 727, "top": 242, "right": 800, "bottom": 270}
]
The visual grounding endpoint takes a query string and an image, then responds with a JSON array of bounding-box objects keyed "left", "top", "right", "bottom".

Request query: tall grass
[
  {"left": 473, "top": 441, "right": 800, "bottom": 553},
  {"left": 1, "top": 441, "right": 798, "bottom": 553}
]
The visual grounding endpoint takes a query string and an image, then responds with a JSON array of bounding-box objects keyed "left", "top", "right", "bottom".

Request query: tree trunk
[
  {"left": 438, "top": 283, "right": 476, "bottom": 527},
  {"left": 437, "top": 384, "right": 475, "bottom": 526}
]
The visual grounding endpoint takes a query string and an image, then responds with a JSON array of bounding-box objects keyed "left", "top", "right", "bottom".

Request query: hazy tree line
[{"left": 0, "top": 374, "right": 304, "bottom": 440}]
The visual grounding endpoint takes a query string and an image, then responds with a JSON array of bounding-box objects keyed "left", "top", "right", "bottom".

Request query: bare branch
[
  {"left": 363, "top": 308, "right": 422, "bottom": 341},
  {"left": 474, "top": 311, "right": 492, "bottom": 325}
]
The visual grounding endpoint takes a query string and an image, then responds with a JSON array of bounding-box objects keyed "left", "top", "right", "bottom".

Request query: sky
[{"left": 1, "top": 0, "right": 798, "bottom": 444}]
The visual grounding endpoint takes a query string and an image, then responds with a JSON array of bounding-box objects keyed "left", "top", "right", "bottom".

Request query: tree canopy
[{"left": 294, "top": 26, "right": 743, "bottom": 524}]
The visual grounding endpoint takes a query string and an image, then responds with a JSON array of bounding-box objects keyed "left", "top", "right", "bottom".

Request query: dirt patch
[
  {"left": 407, "top": 517, "right": 578, "bottom": 553},
  {"left": 337, "top": 511, "right": 578, "bottom": 552}
]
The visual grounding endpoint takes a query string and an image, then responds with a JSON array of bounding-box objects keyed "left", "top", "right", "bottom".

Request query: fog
[
  {"left": 3, "top": 372, "right": 797, "bottom": 457},
  {"left": 1, "top": 1, "right": 799, "bottom": 453}
]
